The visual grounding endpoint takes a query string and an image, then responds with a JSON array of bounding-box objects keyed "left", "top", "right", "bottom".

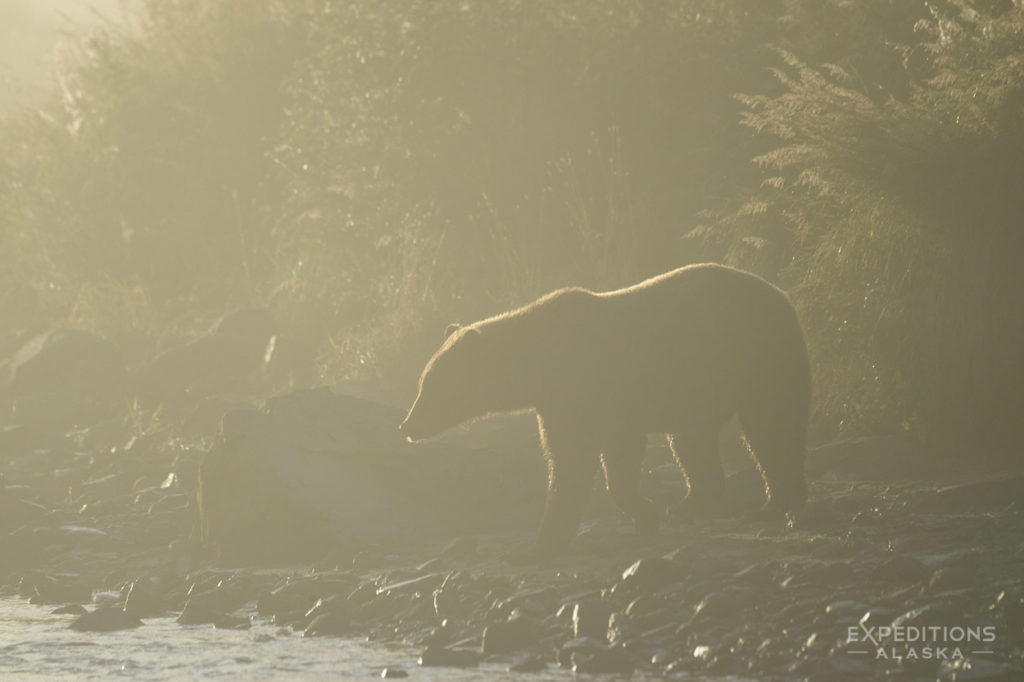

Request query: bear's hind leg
[
  {"left": 601, "top": 432, "right": 661, "bottom": 536},
  {"left": 667, "top": 425, "right": 725, "bottom": 519},
  {"left": 533, "top": 414, "right": 601, "bottom": 558},
  {"left": 738, "top": 402, "right": 808, "bottom": 514}
]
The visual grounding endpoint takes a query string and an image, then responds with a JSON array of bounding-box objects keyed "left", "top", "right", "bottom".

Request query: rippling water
[{"left": 0, "top": 599, "right": 641, "bottom": 681}]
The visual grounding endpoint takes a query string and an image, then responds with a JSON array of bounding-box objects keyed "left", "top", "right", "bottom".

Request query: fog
[
  {"left": 0, "top": 1, "right": 1022, "bottom": 678},
  {"left": 1, "top": 0, "right": 131, "bottom": 113}
]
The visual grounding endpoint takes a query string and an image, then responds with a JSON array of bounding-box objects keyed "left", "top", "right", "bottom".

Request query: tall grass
[
  {"left": 1, "top": 0, "right": 1022, "bottom": 446},
  {"left": 706, "top": 0, "right": 1024, "bottom": 444}
]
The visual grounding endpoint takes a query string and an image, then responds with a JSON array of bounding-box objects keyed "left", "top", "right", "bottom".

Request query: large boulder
[
  {"left": 197, "top": 388, "right": 545, "bottom": 563},
  {"left": 2, "top": 329, "right": 127, "bottom": 426},
  {"left": 138, "top": 308, "right": 278, "bottom": 405}
]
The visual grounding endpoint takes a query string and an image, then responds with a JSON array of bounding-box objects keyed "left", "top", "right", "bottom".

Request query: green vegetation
[{"left": 1, "top": 0, "right": 1022, "bottom": 447}]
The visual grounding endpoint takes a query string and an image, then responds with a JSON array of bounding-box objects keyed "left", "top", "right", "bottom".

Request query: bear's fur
[{"left": 401, "top": 263, "right": 811, "bottom": 557}]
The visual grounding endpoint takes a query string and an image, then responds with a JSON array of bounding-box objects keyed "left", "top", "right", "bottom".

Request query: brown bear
[{"left": 401, "top": 263, "right": 811, "bottom": 557}]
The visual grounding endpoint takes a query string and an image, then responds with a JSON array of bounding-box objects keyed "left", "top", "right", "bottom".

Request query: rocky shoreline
[
  {"left": 4, "top": 430, "right": 1023, "bottom": 679},
  {"left": 1, "top": 327, "right": 1023, "bottom": 679}
]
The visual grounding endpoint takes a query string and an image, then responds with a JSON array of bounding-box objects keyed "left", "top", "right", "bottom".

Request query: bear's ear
[{"left": 444, "top": 323, "right": 462, "bottom": 339}]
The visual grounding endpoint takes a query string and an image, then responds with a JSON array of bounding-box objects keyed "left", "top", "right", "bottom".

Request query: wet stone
[
  {"left": 691, "top": 592, "right": 740, "bottom": 623},
  {"left": 785, "top": 499, "right": 846, "bottom": 531},
  {"left": 376, "top": 572, "right": 444, "bottom": 597},
  {"left": 303, "top": 611, "right": 351, "bottom": 637},
  {"left": 859, "top": 607, "right": 897, "bottom": 629},
  {"left": 869, "top": 555, "right": 930, "bottom": 584},
  {"left": 417, "top": 645, "right": 481, "bottom": 668},
  {"left": 257, "top": 578, "right": 346, "bottom": 619},
  {"left": 214, "top": 615, "right": 251, "bottom": 630},
  {"left": 70, "top": 607, "right": 143, "bottom": 632},
  {"left": 892, "top": 603, "right": 964, "bottom": 629},
  {"left": 926, "top": 566, "right": 975, "bottom": 594},
  {"left": 571, "top": 645, "right": 634, "bottom": 674},
  {"left": 51, "top": 604, "right": 87, "bottom": 616},
  {"left": 557, "top": 636, "right": 606, "bottom": 668},
  {"left": 990, "top": 591, "right": 1024, "bottom": 631},
  {"left": 937, "top": 658, "right": 1022, "bottom": 681},
  {"left": 782, "top": 561, "right": 857, "bottom": 589},
  {"left": 176, "top": 599, "right": 223, "bottom": 625},
  {"left": 482, "top": 614, "right": 537, "bottom": 654},
  {"left": 27, "top": 575, "right": 92, "bottom": 605},
  {"left": 618, "top": 558, "right": 686, "bottom": 594},
  {"left": 825, "top": 600, "right": 870, "bottom": 620},
  {"left": 508, "top": 656, "right": 545, "bottom": 672},
  {"left": 572, "top": 599, "right": 611, "bottom": 640},
  {"left": 124, "top": 577, "right": 167, "bottom": 618}
]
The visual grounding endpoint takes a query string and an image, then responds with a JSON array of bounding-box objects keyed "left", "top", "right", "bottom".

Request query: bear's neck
[{"left": 482, "top": 304, "right": 581, "bottom": 414}]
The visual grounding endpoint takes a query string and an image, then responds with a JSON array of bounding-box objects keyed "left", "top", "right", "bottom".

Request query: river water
[{"left": 0, "top": 599, "right": 641, "bottom": 681}]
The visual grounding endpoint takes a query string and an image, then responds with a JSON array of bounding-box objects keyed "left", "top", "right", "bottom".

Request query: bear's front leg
[
  {"left": 531, "top": 413, "right": 600, "bottom": 559},
  {"left": 601, "top": 431, "right": 662, "bottom": 535}
]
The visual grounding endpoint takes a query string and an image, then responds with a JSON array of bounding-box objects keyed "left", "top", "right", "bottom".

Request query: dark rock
[
  {"left": 810, "top": 654, "right": 874, "bottom": 679},
  {"left": 911, "top": 475, "right": 1024, "bottom": 514},
  {"left": 176, "top": 599, "right": 223, "bottom": 625},
  {"left": 572, "top": 599, "right": 611, "bottom": 639},
  {"left": 380, "top": 668, "right": 409, "bottom": 679},
  {"left": 625, "top": 595, "right": 661, "bottom": 618},
  {"left": 376, "top": 573, "right": 444, "bottom": 596},
  {"left": 508, "top": 656, "right": 545, "bottom": 672},
  {"left": 824, "top": 600, "right": 870, "bottom": 620},
  {"left": 214, "top": 615, "right": 251, "bottom": 630},
  {"left": 990, "top": 591, "right": 1024, "bottom": 630},
  {"left": 782, "top": 561, "right": 856, "bottom": 589},
  {"left": 556, "top": 636, "right": 605, "bottom": 667},
  {"left": 433, "top": 573, "right": 472, "bottom": 620},
  {"left": 571, "top": 646, "right": 634, "bottom": 674},
  {"left": 124, "top": 577, "right": 167, "bottom": 618},
  {"left": 869, "top": 555, "right": 930, "bottom": 585},
  {"left": 926, "top": 565, "right": 976, "bottom": 594},
  {"left": 304, "top": 594, "right": 349, "bottom": 620},
  {"left": 303, "top": 611, "right": 351, "bottom": 637},
  {"left": 51, "top": 604, "right": 87, "bottom": 615},
  {"left": 859, "top": 608, "right": 897, "bottom": 629},
  {"left": 6, "top": 329, "right": 126, "bottom": 406},
  {"left": 892, "top": 603, "right": 964, "bottom": 629},
  {"left": 606, "top": 611, "right": 635, "bottom": 647},
  {"left": 139, "top": 308, "right": 276, "bottom": 405},
  {"left": 199, "top": 388, "right": 547, "bottom": 563},
  {"left": 257, "top": 576, "right": 353, "bottom": 619},
  {"left": 618, "top": 557, "right": 685, "bottom": 593},
  {"left": 937, "top": 658, "right": 1022, "bottom": 681},
  {"left": 28, "top": 575, "right": 92, "bottom": 605},
  {"left": 723, "top": 466, "right": 769, "bottom": 513},
  {"left": 482, "top": 614, "right": 537, "bottom": 654},
  {"left": 418, "top": 645, "right": 482, "bottom": 668},
  {"left": 785, "top": 499, "right": 846, "bottom": 531},
  {"left": 69, "top": 607, "right": 142, "bottom": 632},
  {"left": 691, "top": 592, "right": 741, "bottom": 623}
]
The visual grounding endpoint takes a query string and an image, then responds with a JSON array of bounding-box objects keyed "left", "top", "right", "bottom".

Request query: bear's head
[{"left": 401, "top": 325, "right": 491, "bottom": 441}]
